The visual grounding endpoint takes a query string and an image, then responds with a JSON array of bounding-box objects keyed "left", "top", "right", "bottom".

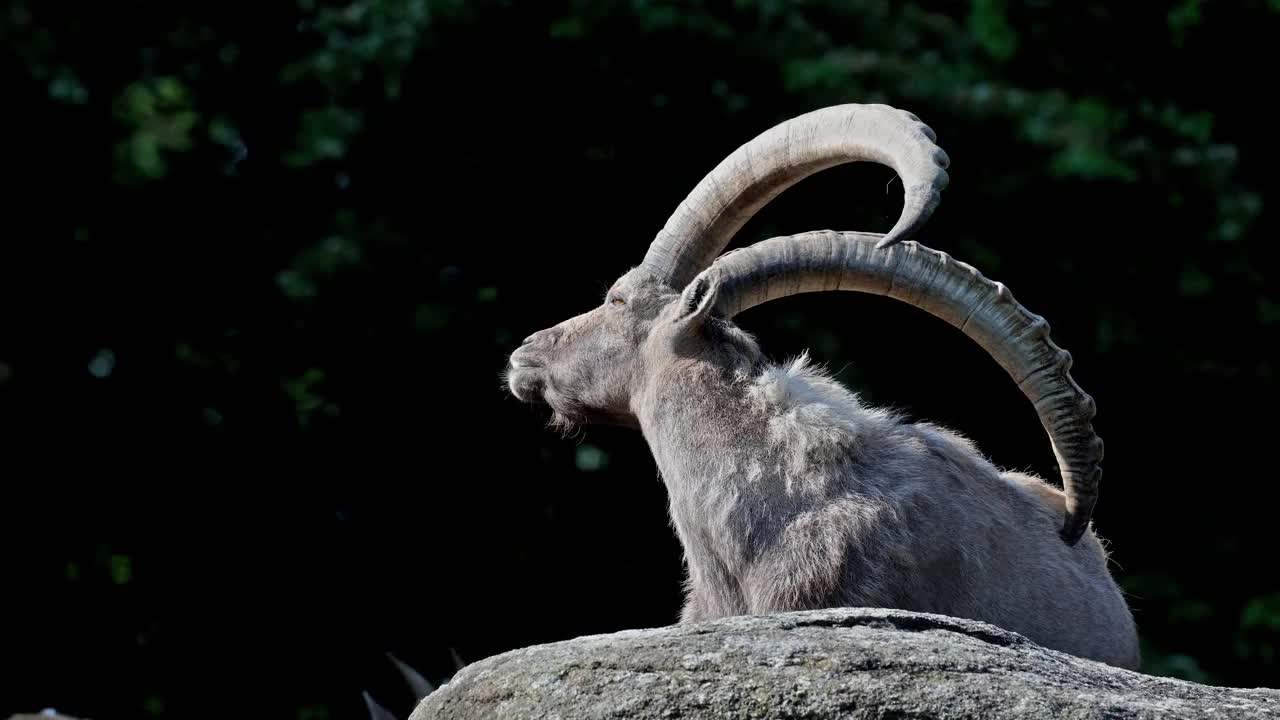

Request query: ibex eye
[{"left": 611, "top": 297, "right": 626, "bottom": 306}]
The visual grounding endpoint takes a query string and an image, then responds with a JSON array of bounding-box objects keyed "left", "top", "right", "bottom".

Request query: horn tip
[
  {"left": 1059, "top": 485, "right": 1100, "bottom": 546},
  {"left": 1059, "top": 518, "right": 1088, "bottom": 546}
]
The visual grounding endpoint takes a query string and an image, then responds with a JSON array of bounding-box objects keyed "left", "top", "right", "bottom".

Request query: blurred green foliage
[{"left": 3, "top": 1, "right": 1278, "bottom": 718}]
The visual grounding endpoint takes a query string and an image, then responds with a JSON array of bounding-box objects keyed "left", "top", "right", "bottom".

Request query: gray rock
[{"left": 410, "top": 607, "right": 1279, "bottom": 719}]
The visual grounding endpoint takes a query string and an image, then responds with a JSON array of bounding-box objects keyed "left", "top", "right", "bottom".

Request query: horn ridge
[{"left": 709, "top": 231, "right": 1102, "bottom": 545}]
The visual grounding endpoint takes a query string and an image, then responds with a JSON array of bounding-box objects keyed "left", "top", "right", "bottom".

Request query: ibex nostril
[{"left": 522, "top": 328, "right": 565, "bottom": 348}]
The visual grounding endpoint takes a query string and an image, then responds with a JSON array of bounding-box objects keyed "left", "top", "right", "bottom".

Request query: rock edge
[{"left": 411, "top": 607, "right": 1278, "bottom": 719}]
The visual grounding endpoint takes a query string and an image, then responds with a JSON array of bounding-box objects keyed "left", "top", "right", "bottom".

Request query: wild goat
[{"left": 504, "top": 104, "right": 1140, "bottom": 669}]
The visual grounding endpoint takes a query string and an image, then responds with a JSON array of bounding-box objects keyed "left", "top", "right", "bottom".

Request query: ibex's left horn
[{"left": 640, "top": 104, "right": 950, "bottom": 290}]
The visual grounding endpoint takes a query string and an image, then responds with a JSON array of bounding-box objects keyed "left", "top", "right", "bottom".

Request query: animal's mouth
[
  {"left": 506, "top": 363, "right": 547, "bottom": 403},
  {"left": 505, "top": 360, "right": 640, "bottom": 430},
  {"left": 509, "top": 355, "right": 542, "bottom": 370}
]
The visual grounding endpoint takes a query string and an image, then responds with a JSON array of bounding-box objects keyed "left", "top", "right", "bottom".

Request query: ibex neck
[
  {"left": 633, "top": 358, "right": 767, "bottom": 587},
  {"left": 634, "top": 353, "right": 880, "bottom": 503},
  {"left": 635, "top": 359, "right": 763, "bottom": 485},
  {"left": 633, "top": 353, "right": 883, "bottom": 614}
]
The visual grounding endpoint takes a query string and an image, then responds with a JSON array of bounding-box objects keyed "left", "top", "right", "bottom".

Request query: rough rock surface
[{"left": 410, "top": 607, "right": 1278, "bottom": 719}]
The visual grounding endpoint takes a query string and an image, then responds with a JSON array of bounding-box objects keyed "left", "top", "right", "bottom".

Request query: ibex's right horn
[{"left": 708, "top": 230, "right": 1103, "bottom": 545}]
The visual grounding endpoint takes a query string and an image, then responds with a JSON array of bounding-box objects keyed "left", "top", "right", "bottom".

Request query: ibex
[{"left": 505, "top": 104, "right": 1140, "bottom": 668}]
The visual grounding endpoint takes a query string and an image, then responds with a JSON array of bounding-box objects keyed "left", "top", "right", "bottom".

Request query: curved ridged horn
[
  {"left": 709, "top": 230, "right": 1103, "bottom": 546},
  {"left": 640, "top": 104, "right": 951, "bottom": 290}
]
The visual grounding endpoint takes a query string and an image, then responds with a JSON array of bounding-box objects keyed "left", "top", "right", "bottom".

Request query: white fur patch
[
  {"left": 750, "top": 352, "right": 874, "bottom": 435},
  {"left": 745, "top": 352, "right": 896, "bottom": 495}
]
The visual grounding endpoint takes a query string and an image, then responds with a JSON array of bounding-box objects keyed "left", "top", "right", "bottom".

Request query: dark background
[{"left": 3, "top": 1, "right": 1277, "bottom": 718}]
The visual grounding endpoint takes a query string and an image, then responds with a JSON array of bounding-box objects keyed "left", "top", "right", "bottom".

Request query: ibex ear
[{"left": 673, "top": 270, "right": 720, "bottom": 328}]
